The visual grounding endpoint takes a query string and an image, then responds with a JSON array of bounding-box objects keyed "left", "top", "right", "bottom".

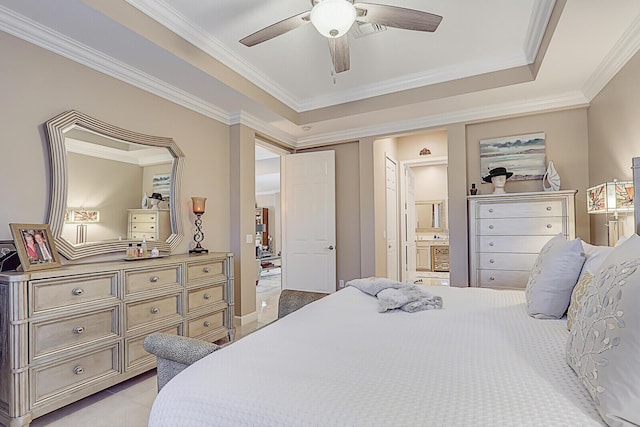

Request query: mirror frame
[
  {"left": 45, "top": 110, "right": 185, "bottom": 260},
  {"left": 415, "top": 200, "right": 445, "bottom": 232}
]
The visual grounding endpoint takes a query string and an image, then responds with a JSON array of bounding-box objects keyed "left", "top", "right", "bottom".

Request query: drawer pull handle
[
  {"left": 489, "top": 242, "right": 494, "bottom": 247},
  {"left": 204, "top": 321, "right": 211, "bottom": 327},
  {"left": 489, "top": 276, "right": 495, "bottom": 281},
  {"left": 73, "top": 366, "right": 84, "bottom": 375},
  {"left": 203, "top": 267, "right": 211, "bottom": 273},
  {"left": 489, "top": 259, "right": 495, "bottom": 264},
  {"left": 488, "top": 208, "right": 494, "bottom": 213},
  {"left": 203, "top": 293, "right": 211, "bottom": 300},
  {"left": 488, "top": 225, "right": 494, "bottom": 230},
  {"left": 150, "top": 307, "right": 160, "bottom": 314},
  {"left": 150, "top": 226, "right": 155, "bottom": 229},
  {"left": 71, "top": 288, "right": 84, "bottom": 296},
  {"left": 546, "top": 206, "right": 552, "bottom": 211},
  {"left": 547, "top": 224, "right": 552, "bottom": 229},
  {"left": 73, "top": 326, "right": 85, "bottom": 334},
  {"left": 149, "top": 276, "right": 159, "bottom": 283}
]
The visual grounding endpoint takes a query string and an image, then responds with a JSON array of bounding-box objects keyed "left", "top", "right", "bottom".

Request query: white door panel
[
  {"left": 385, "top": 156, "right": 398, "bottom": 281},
  {"left": 283, "top": 151, "right": 336, "bottom": 293}
]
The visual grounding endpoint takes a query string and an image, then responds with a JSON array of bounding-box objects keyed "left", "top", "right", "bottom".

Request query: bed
[{"left": 148, "top": 285, "right": 605, "bottom": 426}]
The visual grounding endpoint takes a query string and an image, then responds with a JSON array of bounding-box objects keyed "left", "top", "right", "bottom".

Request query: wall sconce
[
  {"left": 419, "top": 148, "right": 431, "bottom": 156},
  {"left": 189, "top": 197, "right": 208, "bottom": 254},
  {"left": 587, "top": 180, "right": 634, "bottom": 245},
  {"left": 65, "top": 208, "right": 100, "bottom": 245}
]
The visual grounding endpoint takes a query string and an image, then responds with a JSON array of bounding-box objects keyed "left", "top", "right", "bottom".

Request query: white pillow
[
  {"left": 580, "top": 242, "right": 614, "bottom": 277},
  {"left": 566, "top": 234, "right": 640, "bottom": 426},
  {"left": 525, "top": 234, "right": 585, "bottom": 319}
]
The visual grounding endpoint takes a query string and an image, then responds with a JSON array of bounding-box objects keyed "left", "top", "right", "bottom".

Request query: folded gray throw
[{"left": 346, "top": 277, "right": 443, "bottom": 313}]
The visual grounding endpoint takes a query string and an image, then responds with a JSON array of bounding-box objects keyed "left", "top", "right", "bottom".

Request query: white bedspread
[{"left": 149, "top": 286, "right": 604, "bottom": 426}]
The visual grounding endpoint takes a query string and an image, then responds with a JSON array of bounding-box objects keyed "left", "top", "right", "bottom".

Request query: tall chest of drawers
[
  {"left": 468, "top": 191, "right": 576, "bottom": 289},
  {"left": 0, "top": 252, "right": 233, "bottom": 427},
  {"left": 127, "top": 209, "right": 171, "bottom": 242}
]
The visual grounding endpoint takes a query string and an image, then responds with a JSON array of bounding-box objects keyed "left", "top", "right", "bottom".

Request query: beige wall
[
  {"left": 587, "top": 49, "right": 640, "bottom": 244},
  {"left": 466, "top": 108, "right": 591, "bottom": 242}
]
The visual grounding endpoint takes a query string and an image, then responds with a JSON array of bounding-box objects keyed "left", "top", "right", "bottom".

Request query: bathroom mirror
[
  {"left": 416, "top": 200, "right": 445, "bottom": 232},
  {"left": 46, "top": 110, "right": 185, "bottom": 260}
]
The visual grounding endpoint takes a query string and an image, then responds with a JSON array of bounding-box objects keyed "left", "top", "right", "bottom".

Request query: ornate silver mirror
[{"left": 46, "top": 110, "right": 184, "bottom": 260}]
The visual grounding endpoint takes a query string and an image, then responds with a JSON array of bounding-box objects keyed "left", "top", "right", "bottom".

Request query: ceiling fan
[{"left": 239, "top": 0, "right": 442, "bottom": 73}]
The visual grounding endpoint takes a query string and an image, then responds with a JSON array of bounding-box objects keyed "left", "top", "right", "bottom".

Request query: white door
[
  {"left": 282, "top": 151, "right": 336, "bottom": 293},
  {"left": 403, "top": 166, "right": 417, "bottom": 283},
  {"left": 385, "top": 156, "right": 398, "bottom": 281}
]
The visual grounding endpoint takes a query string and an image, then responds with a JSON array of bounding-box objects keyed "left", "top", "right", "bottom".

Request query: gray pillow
[
  {"left": 525, "top": 234, "right": 585, "bottom": 319},
  {"left": 566, "top": 234, "right": 640, "bottom": 426}
]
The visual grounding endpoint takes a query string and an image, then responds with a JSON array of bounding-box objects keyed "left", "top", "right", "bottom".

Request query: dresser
[
  {"left": 468, "top": 191, "right": 576, "bottom": 289},
  {"left": 127, "top": 209, "right": 171, "bottom": 242},
  {"left": 0, "top": 252, "right": 233, "bottom": 427}
]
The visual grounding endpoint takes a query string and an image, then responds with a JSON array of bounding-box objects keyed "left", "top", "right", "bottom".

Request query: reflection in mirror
[
  {"left": 46, "top": 110, "right": 184, "bottom": 260},
  {"left": 416, "top": 200, "right": 445, "bottom": 231}
]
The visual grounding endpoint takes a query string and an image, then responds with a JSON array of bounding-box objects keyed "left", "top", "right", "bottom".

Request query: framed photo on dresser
[{"left": 10, "top": 223, "right": 62, "bottom": 271}]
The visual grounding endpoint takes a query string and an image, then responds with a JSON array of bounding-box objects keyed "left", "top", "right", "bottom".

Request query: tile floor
[{"left": 30, "top": 273, "right": 282, "bottom": 427}]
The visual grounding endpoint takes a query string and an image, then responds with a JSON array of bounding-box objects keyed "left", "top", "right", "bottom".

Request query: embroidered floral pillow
[
  {"left": 566, "top": 234, "right": 640, "bottom": 426},
  {"left": 566, "top": 272, "right": 592, "bottom": 331}
]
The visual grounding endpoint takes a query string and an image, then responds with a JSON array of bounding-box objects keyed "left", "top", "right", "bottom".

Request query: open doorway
[{"left": 255, "top": 143, "right": 282, "bottom": 325}]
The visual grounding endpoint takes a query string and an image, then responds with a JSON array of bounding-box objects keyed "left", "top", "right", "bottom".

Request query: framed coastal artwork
[
  {"left": 152, "top": 173, "right": 171, "bottom": 200},
  {"left": 479, "top": 132, "right": 546, "bottom": 182},
  {"left": 9, "top": 223, "right": 62, "bottom": 271}
]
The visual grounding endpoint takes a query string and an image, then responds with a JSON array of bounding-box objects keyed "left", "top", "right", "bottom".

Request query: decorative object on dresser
[
  {"left": 9, "top": 224, "right": 62, "bottom": 272},
  {"left": 0, "top": 252, "right": 234, "bottom": 427},
  {"left": 479, "top": 133, "right": 546, "bottom": 182},
  {"left": 0, "top": 240, "right": 20, "bottom": 272},
  {"left": 468, "top": 190, "right": 577, "bottom": 289},
  {"left": 542, "top": 160, "right": 560, "bottom": 191},
  {"left": 482, "top": 167, "right": 513, "bottom": 194},
  {"left": 586, "top": 179, "right": 634, "bottom": 246},
  {"left": 189, "top": 197, "right": 208, "bottom": 254},
  {"left": 45, "top": 110, "right": 185, "bottom": 260}
]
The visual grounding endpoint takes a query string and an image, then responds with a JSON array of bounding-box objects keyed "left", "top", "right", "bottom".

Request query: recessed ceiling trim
[
  {"left": 582, "top": 12, "right": 640, "bottom": 101},
  {"left": 523, "top": 0, "right": 556, "bottom": 63},
  {"left": 229, "top": 111, "right": 297, "bottom": 147},
  {"left": 0, "top": 5, "right": 231, "bottom": 125},
  {"left": 295, "top": 91, "right": 589, "bottom": 147}
]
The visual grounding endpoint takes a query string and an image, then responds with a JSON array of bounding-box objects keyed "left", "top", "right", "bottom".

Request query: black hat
[
  {"left": 483, "top": 167, "right": 513, "bottom": 183},
  {"left": 150, "top": 193, "right": 163, "bottom": 200}
]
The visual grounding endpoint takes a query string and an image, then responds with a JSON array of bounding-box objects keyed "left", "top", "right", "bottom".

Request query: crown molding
[
  {"left": 582, "top": 13, "right": 640, "bottom": 101},
  {"left": 0, "top": 5, "right": 232, "bottom": 126},
  {"left": 229, "top": 111, "right": 297, "bottom": 148},
  {"left": 295, "top": 91, "right": 589, "bottom": 147},
  {"left": 523, "top": 0, "right": 556, "bottom": 63}
]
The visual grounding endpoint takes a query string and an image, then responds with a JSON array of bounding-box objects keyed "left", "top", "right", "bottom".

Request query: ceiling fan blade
[
  {"left": 240, "top": 11, "right": 311, "bottom": 47},
  {"left": 353, "top": 3, "right": 442, "bottom": 32},
  {"left": 328, "top": 35, "right": 350, "bottom": 73}
]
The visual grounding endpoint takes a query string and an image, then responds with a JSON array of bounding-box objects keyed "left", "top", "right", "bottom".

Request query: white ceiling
[{"left": 2, "top": 0, "right": 640, "bottom": 147}]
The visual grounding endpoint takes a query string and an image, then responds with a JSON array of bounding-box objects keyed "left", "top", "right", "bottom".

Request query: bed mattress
[{"left": 149, "top": 286, "right": 603, "bottom": 426}]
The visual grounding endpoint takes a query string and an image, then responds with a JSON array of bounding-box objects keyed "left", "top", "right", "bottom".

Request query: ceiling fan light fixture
[{"left": 310, "top": 0, "right": 356, "bottom": 38}]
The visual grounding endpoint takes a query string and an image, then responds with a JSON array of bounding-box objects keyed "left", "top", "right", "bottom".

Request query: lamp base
[{"left": 189, "top": 248, "right": 209, "bottom": 254}]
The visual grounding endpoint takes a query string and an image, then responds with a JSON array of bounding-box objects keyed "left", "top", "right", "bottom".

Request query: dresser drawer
[
  {"left": 125, "top": 265, "right": 181, "bottom": 294},
  {"left": 31, "top": 306, "right": 119, "bottom": 360},
  {"left": 130, "top": 213, "right": 159, "bottom": 223},
  {"left": 125, "top": 293, "right": 182, "bottom": 332},
  {"left": 125, "top": 324, "right": 181, "bottom": 371},
  {"left": 187, "top": 283, "right": 224, "bottom": 314},
  {"left": 129, "top": 222, "right": 158, "bottom": 233},
  {"left": 477, "top": 217, "right": 564, "bottom": 236},
  {"left": 477, "top": 200, "right": 564, "bottom": 218},
  {"left": 187, "top": 259, "right": 224, "bottom": 282},
  {"left": 30, "top": 273, "right": 118, "bottom": 314},
  {"left": 478, "top": 253, "right": 538, "bottom": 271},
  {"left": 477, "top": 235, "right": 555, "bottom": 253},
  {"left": 32, "top": 344, "right": 119, "bottom": 405},
  {"left": 477, "top": 270, "right": 530, "bottom": 289},
  {"left": 130, "top": 233, "right": 159, "bottom": 241},
  {"left": 187, "top": 310, "right": 225, "bottom": 339}
]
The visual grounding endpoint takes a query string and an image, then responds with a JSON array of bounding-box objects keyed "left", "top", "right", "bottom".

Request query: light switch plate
[{"left": 246, "top": 234, "right": 254, "bottom": 244}]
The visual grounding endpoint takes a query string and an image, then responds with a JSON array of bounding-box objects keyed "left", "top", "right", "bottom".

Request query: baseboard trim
[{"left": 234, "top": 311, "right": 258, "bottom": 326}]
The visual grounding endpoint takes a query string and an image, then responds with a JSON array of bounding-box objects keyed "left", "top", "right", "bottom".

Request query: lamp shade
[
  {"left": 310, "top": 0, "right": 356, "bottom": 38},
  {"left": 587, "top": 181, "right": 634, "bottom": 214},
  {"left": 191, "top": 197, "right": 207, "bottom": 214}
]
